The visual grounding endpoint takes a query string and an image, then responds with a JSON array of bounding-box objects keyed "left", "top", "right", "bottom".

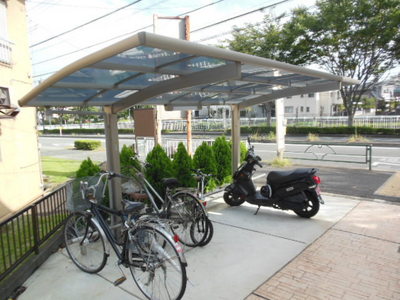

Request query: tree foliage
[
  {"left": 193, "top": 142, "right": 218, "bottom": 191},
  {"left": 145, "top": 144, "right": 173, "bottom": 197},
  {"left": 120, "top": 144, "right": 141, "bottom": 177},
  {"left": 172, "top": 142, "right": 196, "bottom": 187},
  {"left": 212, "top": 136, "right": 232, "bottom": 184},
  {"left": 228, "top": 0, "right": 400, "bottom": 126},
  {"left": 76, "top": 157, "right": 100, "bottom": 178}
]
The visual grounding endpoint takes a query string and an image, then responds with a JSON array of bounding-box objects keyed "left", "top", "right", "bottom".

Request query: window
[
  {"left": 0, "top": 87, "right": 10, "bottom": 106},
  {"left": 0, "top": 1, "right": 11, "bottom": 65},
  {"left": 308, "top": 93, "right": 315, "bottom": 98},
  {"left": 194, "top": 110, "right": 199, "bottom": 117},
  {"left": 300, "top": 106, "right": 304, "bottom": 112},
  {"left": 0, "top": 1, "right": 7, "bottom": 40},
  {"left": 240, "top": 110, "right": 247, "bottom": 117},
  {"left": 284, "top": 106, "right": 294, "bottom": 113},
  {"left": 306, "top": 107, "right": 310, "bottom": 112}
]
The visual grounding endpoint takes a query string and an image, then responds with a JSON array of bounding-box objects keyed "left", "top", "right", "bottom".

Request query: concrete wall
[{"left": 0, "top": 0, "right": 43, "bottom": 220}]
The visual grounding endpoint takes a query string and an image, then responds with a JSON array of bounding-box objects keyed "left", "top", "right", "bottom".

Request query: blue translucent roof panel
[{"left": 19, "top": 32, "right": 359, "bottom": 111}]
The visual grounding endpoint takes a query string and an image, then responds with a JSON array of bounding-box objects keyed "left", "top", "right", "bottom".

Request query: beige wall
[{"left": 0, "top": 0, "right": 43, "bottom": 220}]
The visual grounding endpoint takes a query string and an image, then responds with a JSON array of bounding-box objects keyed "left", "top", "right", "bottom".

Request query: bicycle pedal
[{"left": 113, "top": 276, "right": 126, "bottom": 286}]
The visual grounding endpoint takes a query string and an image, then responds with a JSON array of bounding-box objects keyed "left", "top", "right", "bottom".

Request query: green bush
[
  {"left": 74, "top": 140, "right": 101, "bottom": 150},
  {"left": 212, "top": 136, "right": 231, "bottom": 184},
  {"left": 193, "top": 142, "right": 218, "bottom": 191},
  {"left": 145, "top": 144, "right": 173, "bottom": 198},
  {"left": 76, "top": 157, "right": 101, "bottom": 178},
  {"left": 120, "top": 144, "right": 141, "bottom": 177},
  {"left": 172, "top": 143, "right": 196, "bottom": 187},
  {"left": 240, "top": 141, "right": 248, "bottom": 162}
]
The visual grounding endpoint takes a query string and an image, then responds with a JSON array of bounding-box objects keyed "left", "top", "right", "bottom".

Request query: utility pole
[
  {"left": 153, "top": 14, "right": 193, "bottom": 154},
  {"left": 184, "top": 16, "right": 192, "bottom": 155}
]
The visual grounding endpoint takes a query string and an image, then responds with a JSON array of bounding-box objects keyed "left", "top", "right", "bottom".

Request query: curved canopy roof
[{"left": 19, "top": 32, "right": 359, "bottom": 113}]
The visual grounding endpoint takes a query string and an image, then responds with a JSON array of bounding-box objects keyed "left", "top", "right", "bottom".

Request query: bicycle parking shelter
[{"left": 19, "top": 31, "right": 359, "bottom": 210}]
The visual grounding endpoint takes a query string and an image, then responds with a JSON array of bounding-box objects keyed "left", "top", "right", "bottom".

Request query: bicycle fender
[
  {"left": 90, "top": 217, "right": 110, "bottom": 256},
  {"left": 145, "top": 223, "right": 187, "bottom": 266}
]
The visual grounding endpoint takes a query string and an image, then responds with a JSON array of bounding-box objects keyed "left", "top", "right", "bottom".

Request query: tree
[
  {"left": 145, "top": 144, "right": 173, "bottom": 199},
  {"left": 172, "top": 142, "right": 196, "bottom": 187},
  {"left": 193, "top": 142, "right": 218, "bottom": 191},
  {"left": 228, "top": 0, "right": 400, "bottom": 126},
  {"left": 76, "top": 157, "right": 100, "bottom": 178},
  {"left": 212, "top": 136, "right": 231, "bottom": 184},
  {"left": 120, "top": 144, "right": 141, "bottom": 177}
]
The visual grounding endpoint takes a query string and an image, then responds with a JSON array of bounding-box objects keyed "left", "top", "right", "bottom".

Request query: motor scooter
[{"left": 224, "top": 138, "right": 324, "bottom": 217}]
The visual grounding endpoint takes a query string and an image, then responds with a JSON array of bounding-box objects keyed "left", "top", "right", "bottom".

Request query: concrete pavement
[
  {"left": 17, "top": 193, "right": 400, "bottom": 300},
  {"left": 247, "top": 200, "right": 400, "bottom": 300}
]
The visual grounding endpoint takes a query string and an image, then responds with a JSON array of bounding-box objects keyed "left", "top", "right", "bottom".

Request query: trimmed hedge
[{"left": 74, "top": 140, "right": 101, "bottom": 150}]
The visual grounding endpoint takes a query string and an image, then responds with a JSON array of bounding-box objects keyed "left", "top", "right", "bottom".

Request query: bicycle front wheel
[
  {"left": 64, "top": 212, "right": 107, "bottom": 273},
  {"left": 128, "top": 226, "right": 187, "bottom": 300},
  {"left": 168, "top": 192, "right": 208, "bottom": 247}
]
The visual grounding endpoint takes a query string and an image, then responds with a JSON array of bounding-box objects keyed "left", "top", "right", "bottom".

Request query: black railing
[{"left": 0, "top": 182, "right": 69, "bottom": 283}]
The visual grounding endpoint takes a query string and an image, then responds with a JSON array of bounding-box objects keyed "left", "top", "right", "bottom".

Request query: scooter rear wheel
[
  {"left": 293, "top": 191, "right": 320, "bottom": 218},
  {"left": 223, "top": 192, "right": 245, "bottom": 206}
]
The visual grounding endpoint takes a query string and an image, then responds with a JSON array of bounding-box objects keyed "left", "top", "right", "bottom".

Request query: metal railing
[
  {"left": 284, "top": 142, "right": 373, "bottom": 170},
  {"left": 0, "top": 183, "right": 69, "bottom": 283},
  {"left": 38, "top": 116, "right": 400, "bottom": 131},
  {"left": 135, "top": 138, "right": 214, "bottom": 158},
  {"left": 0, "top": 38, "right": 13, "bottom": 65}
]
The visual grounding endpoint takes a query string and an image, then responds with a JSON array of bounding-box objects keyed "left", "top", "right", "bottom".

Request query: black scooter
[{"left": 224, "top": 138, "right": 324, "bottom": 218}]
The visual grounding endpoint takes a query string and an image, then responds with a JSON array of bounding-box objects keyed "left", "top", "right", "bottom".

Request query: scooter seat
[{"left": 267, "top": 168, "right": 317, "bottom": 185}]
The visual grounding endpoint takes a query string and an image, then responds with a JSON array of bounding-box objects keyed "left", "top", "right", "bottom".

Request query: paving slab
[
  {"left": 18, "top": 194, "right": 359, "bottom": 300},
  {"left": 248, "top": 200, "right": 400, "bottom": 300}
]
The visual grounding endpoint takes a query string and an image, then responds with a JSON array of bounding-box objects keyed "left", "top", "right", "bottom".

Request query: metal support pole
[
  {"left": 104, "top": 107, "right": 122, "bottom": 210},
  {"left": 231, "top": 104, "right": 240, "bottom": 174}
]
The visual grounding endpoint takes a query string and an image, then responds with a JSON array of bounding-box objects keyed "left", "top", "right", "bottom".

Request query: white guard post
[{"left": 275, "top": 98, "right": 286, "bottom": 159}]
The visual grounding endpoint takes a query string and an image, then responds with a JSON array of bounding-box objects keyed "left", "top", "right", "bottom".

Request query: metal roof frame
[{"left": 19, "top": 31, "right": 359, "bottom": 112}]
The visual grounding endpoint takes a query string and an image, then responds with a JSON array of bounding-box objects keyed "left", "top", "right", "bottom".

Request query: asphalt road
[
  {"left": 39, "top": 135, "right": 400, "bottom": 202},
  {"left": 39, "top": 136, "right": 400, "bottom": 172}
]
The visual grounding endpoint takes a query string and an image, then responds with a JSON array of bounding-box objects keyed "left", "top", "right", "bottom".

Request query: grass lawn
[{"left": 41, "top": 156, "right": 82, "bottom": 184}]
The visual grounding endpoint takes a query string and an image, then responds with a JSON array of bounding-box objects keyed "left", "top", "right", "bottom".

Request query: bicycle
[
  {"left": 64, "top": 172, "right": 187, "bottom": 300},
  {"left": 125, "top": 163, "right": 213, "bottom": 248}
]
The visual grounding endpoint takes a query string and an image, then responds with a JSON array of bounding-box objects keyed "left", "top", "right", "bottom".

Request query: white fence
[
  {"left": 38, "top": 115, "right": 400, "bottom": 131},
  {"left": 135, "top": 138, "right": 214, "bottom": 158}
]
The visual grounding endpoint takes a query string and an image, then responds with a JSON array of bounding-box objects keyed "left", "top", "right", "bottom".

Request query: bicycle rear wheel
[
  {"left": 167, "top": 192, "right": 208, "bottom": 247},
  {"left": 64, "top": 212, "right": 107, "bottom": 273},
  {"left": 128, "top": 226, "right": 187, "bottom": 300}
]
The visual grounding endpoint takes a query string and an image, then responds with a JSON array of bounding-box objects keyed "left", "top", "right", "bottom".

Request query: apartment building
[{"left": 0, "top": 0, "right": 42, "bottom": 220}]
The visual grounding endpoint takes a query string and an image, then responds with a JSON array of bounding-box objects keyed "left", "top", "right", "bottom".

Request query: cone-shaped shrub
[
  {"left": 212, "top": 136, "right": 231, "bottom": 184},
  {"left": 76, "top": 157, "right": 100, "bottom": 178},
  {"left": 172, "top": 142, "right": 196, "bottom": 187},
  {"left": 145, "top": 144, "right": 173, "bottom": 198},
  {"left": 120, "top": 144, "right": 141, "bottom": 177},
  {"left": 193, "top": 142, "right": 218, "bottom": 191}
]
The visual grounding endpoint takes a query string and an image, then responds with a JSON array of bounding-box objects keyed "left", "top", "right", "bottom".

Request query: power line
[
  {"left": 30, "top": 0, "right": 143, "bottom": 48},
  {"left": 191, "top": 0, "right": 290, "bottom": 34},
  {"left": 31, "top": 0, "right": 225, "bottom": 69}
]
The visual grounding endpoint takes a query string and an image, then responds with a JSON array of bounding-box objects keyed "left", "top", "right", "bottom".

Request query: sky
[{"left": 26, "top": 0, "right": 316, "bottom": 83}]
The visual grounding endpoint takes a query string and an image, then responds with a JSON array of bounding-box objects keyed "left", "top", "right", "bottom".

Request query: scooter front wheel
[{"left": 223, "top": 192, "right": 245, "bottom": 206}]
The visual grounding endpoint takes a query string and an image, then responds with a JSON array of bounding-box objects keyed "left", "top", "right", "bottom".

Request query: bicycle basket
[{"left": 66, "top": 175, "right": 106, "bottom": 212}]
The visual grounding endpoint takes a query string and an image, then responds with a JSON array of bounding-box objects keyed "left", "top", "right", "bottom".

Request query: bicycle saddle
[
  {"left": 124, "top": 201, "right": 145, "bottom": 214},
  {"left": 162, "top": 178, "right": 180, "bottom": 188}
]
